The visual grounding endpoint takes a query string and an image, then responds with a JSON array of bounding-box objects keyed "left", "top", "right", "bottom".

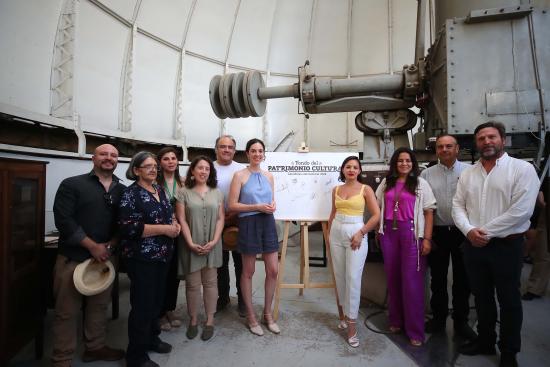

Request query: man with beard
[
  {"left": 52, "top": 144, "right": 126, "bottom": 367},
  {"left": 452, "top": 122, "right": 539, "bottom": 367},
  {"left": 214, "top": 135, "right": 246, "bottom": 316},
  {"left": 421, "top": 135, "right": 475, "bottom": 339}
]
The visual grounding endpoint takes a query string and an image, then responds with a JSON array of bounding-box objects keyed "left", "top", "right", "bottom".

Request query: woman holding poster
[
  {"left": 228, "top": 138, "right": 280, "bottom": 336},
  {"left": 328, "top": 156, "right": 380, "bottom": 348}
]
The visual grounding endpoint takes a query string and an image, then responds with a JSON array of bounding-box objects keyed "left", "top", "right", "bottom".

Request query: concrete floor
[{"left": 9, "top": 232, "right": 550, "bottom": 367}]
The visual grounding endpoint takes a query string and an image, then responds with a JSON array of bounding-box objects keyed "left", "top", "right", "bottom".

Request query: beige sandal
[
  {"left": 262, "top": 314, "right": 281, "bottom": 334},
  {"left": 159, "top": 316, "right": 171, "bottom": 331},
  {"left": 166, "top": 311, "right": 182, "bottom": 328}
]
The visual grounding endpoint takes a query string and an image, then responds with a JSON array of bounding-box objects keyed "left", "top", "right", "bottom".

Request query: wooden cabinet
[{"left": 0, "top": 158, "right": 46, "bottom": 365}]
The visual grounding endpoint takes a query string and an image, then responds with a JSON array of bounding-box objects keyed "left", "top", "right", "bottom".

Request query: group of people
[
  {"left": 51, "top": 136, "right": 279, "bottom": 367},
  {"left": 326, "top": 122, "right": 540, "bottom": 367},
  {"left": 50, "top": 121, "right": 541, "bottom": 367}
]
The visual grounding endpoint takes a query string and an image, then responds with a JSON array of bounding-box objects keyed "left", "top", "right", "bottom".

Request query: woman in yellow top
[{"left": 328, "top": 156, "right": 380, "bottom": 348}]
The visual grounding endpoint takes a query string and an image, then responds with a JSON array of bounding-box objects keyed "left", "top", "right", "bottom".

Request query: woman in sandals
[
  {"left": 156, "top": 147, "right": 184, "bottom": 331},
  {"left": 375, "top": 147, "right": 435, "bottom": 346},
  {"left": 328, "top": 156, "right": 380, "bottom": 347},
  {"left": 175, "top": 156, "right": 224, "bottom": 341},
  {"left": 228, "top": 138, "right": 280, "bottom": 336}
]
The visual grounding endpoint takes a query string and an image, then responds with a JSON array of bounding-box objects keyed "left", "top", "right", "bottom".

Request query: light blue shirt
[{"left": 421, "top": 160, "right": 471, "bottom": 226}]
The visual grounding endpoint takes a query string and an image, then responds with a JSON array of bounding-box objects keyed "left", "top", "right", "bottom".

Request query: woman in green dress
[{"left": 175, "top": 156, "right": 224, "bottom": 341}]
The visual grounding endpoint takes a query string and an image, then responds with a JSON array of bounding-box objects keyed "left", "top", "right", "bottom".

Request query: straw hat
[
  {"left": 73, "top": 258, "right": 115, "bottom": 296},
  {"left": 222, "top": 226, "right": 239, "bottom": 251}
]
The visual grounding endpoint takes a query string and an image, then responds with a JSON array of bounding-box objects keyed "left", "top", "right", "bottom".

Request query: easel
[{"left": 273, "top": 220, "right": 344, "bottom": 321}]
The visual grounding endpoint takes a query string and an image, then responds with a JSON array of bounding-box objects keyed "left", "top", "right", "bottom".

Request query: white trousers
[{"left": 329, "top": 213, "right": 369, "bottom": 319}]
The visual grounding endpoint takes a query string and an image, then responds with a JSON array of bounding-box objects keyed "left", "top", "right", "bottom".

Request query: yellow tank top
[{"left": 335, "top": 185, "right": 365, "bottom": 216}]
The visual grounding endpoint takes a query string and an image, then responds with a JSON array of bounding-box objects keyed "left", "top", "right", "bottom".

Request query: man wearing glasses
[
  {"left": 214, "top": 135, "right": 246, "bottom": 316},
  {"left": 52, "top": 144, "right": 126, "bottom": 367}
]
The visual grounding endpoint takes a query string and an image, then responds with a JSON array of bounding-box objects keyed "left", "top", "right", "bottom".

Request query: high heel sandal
[
  {"left": 410, "top": 339, "right": 423, "bottom": 347},
  {"left": 346, "top": 320, "right": 359, "bottom": 348},
  {"left": 262, "top": 313, "right": 281, "bottom": 334},
  {"left": 247, "top": 316, "right": 264, "bottom": 336},
  {"left": 389, "top": 326, "right": 401, "bottom": 334},
  {"left": 337, "top": 319, "right": 348, "bottom": 330}
]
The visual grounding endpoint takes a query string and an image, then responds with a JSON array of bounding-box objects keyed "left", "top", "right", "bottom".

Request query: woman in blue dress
[{"left": 228, "top": 138, "right": 280, "bottom": 336}]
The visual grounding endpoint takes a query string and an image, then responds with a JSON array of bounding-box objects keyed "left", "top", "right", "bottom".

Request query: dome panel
[
  {"left": 77, "top": 1, "right": 128, "bottom": 133},
  {"left": 227, "top": 0, "right": 276, "bottom": 71},
  {"left": 266, "top": 76, "right": 304, "bottom": 151},
  {"left": 185, "top": 0, "right": 240, "bottom": 62},
  {"left": 99, "top": 0, "right": 138, "bottom": 22},
  {"left": 308, "top": 113, "right": 352, "bottom": 152},
  {"left": 268, "top": 0, "right": 312, "bottom": 75},
  {"left": 182, "top": 57, "right": 224, "bottom": 147},
  {"left": 392, "top": 0, "right": 417, "bottom": 71},
  {"left": 351, "top": 0, "right": 390, "bottom": 75},
  {"left": 136, "top": 0, "right": 195, "bottom": 47},
  {"left": 132, "top": 34, "right": 179, "bottom": 140},
  {"left": 308, "top": 0, "right": 349, "bottom": 76},
  {"left": 0, "top": 0, "right": 62, "bottom": 115}
]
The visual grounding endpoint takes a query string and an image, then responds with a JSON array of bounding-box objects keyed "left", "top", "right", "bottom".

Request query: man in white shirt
[
  {"left": 452, "top": 122, "right": 539, "bottom": 367},
  {"left": 421, "top": 135, "right": 475, "bottom": 339},
  {"left": 214, "top": 135, "right": 246, "bottom": 316}
]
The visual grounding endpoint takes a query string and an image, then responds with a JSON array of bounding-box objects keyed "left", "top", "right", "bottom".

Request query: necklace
[
  {"left": 164, "top": 179, "right": 177, "bottom": 199},
  {"left": 139, "top": 183, "right": 157, "bottom": 195},
  {"left": 392, "top": 183, "right": 405, "bottom": 231}
]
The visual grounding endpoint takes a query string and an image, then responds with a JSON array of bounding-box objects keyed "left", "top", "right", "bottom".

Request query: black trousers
[
  {"left": 428, "top": 226, "right": 470, "bottom": 324},
  {"left": 217, "top": 249, "right": 243, "bottom": 303},
  {"left": 126, "top": 259, "right": 169, "bottom": 367},
  {"left": 162, "top": 244, "right": 180, "bottom": 313},
  {"left": 463, "top": 236, "right": 523, "bottom": 353}
]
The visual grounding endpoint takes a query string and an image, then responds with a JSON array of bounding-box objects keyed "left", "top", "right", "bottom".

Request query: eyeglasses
[
  {"left": 103, "top": 192, "right": 113, "bottom": 207},
  {"left": 139, "top": 164, "right": 158, "bottom": 171},
  {"left": 217, "top": 145, "right": 235, "bottom": 150}
]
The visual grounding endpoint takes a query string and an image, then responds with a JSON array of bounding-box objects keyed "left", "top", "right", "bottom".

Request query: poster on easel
[{"left": 262, "top": 152, "right": 357, "bottom": 221}]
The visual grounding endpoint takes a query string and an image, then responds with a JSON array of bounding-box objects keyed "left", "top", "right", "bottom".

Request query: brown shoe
[{"left": 82, "top": 346, "right": 125, "bottom": 362}]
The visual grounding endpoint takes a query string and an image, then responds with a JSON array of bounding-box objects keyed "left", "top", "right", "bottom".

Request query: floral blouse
[{"left": 119, "top": 182, "right": 174, "bottom": 262}]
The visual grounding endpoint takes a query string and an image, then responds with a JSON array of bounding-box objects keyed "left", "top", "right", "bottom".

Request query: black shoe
[
  {"left": 521, "top": 292, "right": 541, "bottom": 301},
  {"left": 458, "top": 340, "right": 496, "bottom": 356},
  {"left": 500, "top": 352, "right": 518, "bottom": 367},
  {"left": 201, "top": 325, "right": 215, "bottom": 341},
  {"left": 149, "top": 341, "right": 172, "bottom": 354},
  {"left": 425, "top": 318, "right": 446, "bottom": 333},
  {"left": 186, "top": 324, "right": 199, "bottom": 339},
  {"left": 216, "top": 297, "right": 230, "bottom": 312},
  {"left": 454, "top": 322, "right": 477, "bottom": 340}
]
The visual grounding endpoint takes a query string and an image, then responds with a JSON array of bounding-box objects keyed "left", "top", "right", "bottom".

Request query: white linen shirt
[
  {"left": 420, "top": 160, "right": 471, "bottom": 226},
  {"left": 451, "top": 152, "right": 539, "bottom": 239},
  {"left": 375, "top": 177, "right": 436, "bottom": 239}
]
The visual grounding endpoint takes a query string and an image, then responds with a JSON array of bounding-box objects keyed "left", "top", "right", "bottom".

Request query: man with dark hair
[
  {"left": 421, "top": 134, "right": 475, "bottom": 339},
  {"left": 214, "top": 135, "right": 246, "bottom": 316},
  {"left": 452, "top": 122, "right": 539, "bottom": 367},
  {"left": 52, "top": 144, "right": 126, "bottom": 367}
]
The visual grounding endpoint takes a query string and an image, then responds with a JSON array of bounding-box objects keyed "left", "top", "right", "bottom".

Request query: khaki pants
[
  {"left": 185, "top": 267, "right": 217, "bottom": 319},
  {"left": 526, "top": 211, "right": 550, "bottom": 296},
  {"left": 51, "top": 255, "right": 113, "bottom": 367}
]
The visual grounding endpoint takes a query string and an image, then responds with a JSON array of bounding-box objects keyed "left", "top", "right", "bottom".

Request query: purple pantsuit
[{"left": 380, "top": 219, "right": 427, "bottom": 342}]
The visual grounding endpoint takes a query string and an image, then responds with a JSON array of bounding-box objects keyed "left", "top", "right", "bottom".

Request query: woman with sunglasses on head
[
  {"left": 228, "top": 138, "right": 279, "bottom": 336},
  {"left": 175, "top": 155, "right": 224, "bottom": 341},
  {"left": 119, "top": 151, "right": 181, "bottom": 367},
  {"left": 328, "top": 156, "right": 380, "bottom": 348},
  {"left": 156, "top": 147, "right": 184, "bottom": 331},
  {"left": 374, "top": 147, "right": 436, "bottom": 347}
]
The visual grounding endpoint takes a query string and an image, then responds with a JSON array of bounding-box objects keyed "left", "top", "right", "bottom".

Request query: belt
[
  {"left": 501, "top": 232, "right": 525, "bottom": 240},
  {"left": 435, "top": 225, "right": 457, "bottom": 231}
]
